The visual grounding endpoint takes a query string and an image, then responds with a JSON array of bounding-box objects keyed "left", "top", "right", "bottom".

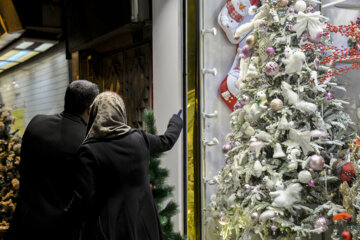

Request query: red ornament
[
  {"left": 250, "top": 0, "right": 260, "bottom": 5},
  {"left": 342, "top": 231, "right": 352, "bottom": 240},
  {"left": 341, "top": 163, "right": 356, "bottom": 183}
]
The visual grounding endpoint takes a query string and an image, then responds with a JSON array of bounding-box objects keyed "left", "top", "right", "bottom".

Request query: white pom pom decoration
[
  {"left": 298, "top": 170, "right": 312, "bottom": 183},
  {"left": 295, "top": 0, "right": 307, "bottom": 12}
]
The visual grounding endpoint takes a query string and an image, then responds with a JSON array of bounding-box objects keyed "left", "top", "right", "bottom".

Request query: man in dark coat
[{"left": 5, "top": 80, "right": 99, "bottom": 240}]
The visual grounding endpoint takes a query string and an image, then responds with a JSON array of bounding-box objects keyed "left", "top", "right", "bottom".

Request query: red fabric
[
  {"left": 218, "top": 75, "right": 237, "bottom": 111},
  {"left": 250, "top": 0, "right": 260, "bottom": 5},
  {"left": 333, "top": 212, "right": 352, "bottom": 222},
  {"left": 226, "top": 0, "right": 244, "bottom": 22},
  {"left": 341, "top": 163, "right": 356, "bottom": 183}
]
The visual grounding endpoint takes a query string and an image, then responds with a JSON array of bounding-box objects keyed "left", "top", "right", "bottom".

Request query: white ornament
[
  {"left": 298, "top": 170, "right": 312, "bottom": 183},
  {"left": 295, "top": 101, "right": 317, "bottom": 114},
  {"left": 235, "top": 4, "right": 270, "bottom": 38},
  {"left": 281, "top": 81, "right": 317, "bottom": 113},
  {"left": 270, "top": 183, "right": 303, "bottom": 209},
  {"left": 282, "top": 47, "right": 306, "bottom": 74},
  {"left": 255, "top": 130, "right": 272, "bottom": 142},
  {"left": 240, "top": 122, "right": 255, "bottom": 136},
  {"left": 249, "top": 137, "right": 266, "bottom": 152},
  {"left": 259, "top": 210, "right": 277, "bottom": 222},
  {"left": 288, "top": 128, "right": 313, "bottom": 155},
  {"left": 246, "top": 90, "right": 268, "bottom": 123},
  {"left": 246, "top": 56, "right": 260, "bottom": 79},
  {"left": 357, "top": 107, "right": 360, "bottom": 120},
  {"left": 281, "top": 81, "right": 299, "bottom": 105},
  {"left": 278, "top": 115, "right": 295, "bottom": 130},
  {"left": 273, "top": 143, "right": 286, "bottom": 158},
  {"left": 310, "top": 130, "right": 329, "bottom": 138},
  {"left": 253, "top": 160, "right": 263, "bottom": 177},
  {"left": 294, "top": 11, "right": 326, "bottom": 39},
  {"left": 269, "top": 8, "right": 280, "bottom": 23},
  {"left": 263, "top": 173, "right": 283, "bottom": 190},
  {"left": 236, "top": 57, "right": 250, "bottom": 86},
  {"left": 294, "top": 0, "right": 307, "bottom": 12},
  {"left": 287, "top": 148, "right": 301, "bottom": 171}
]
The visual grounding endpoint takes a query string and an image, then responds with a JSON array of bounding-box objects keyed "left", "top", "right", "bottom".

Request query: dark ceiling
[{"left": 11, "top": 0, "right": 134, "bottom": 52}]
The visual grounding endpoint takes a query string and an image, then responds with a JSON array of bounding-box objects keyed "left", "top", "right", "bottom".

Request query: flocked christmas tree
[
  {"left": 144, "top": 109, "right": 185, "bottom": 240},
  {"left": 208, "top": 0, "right": 360, "bottom": 239},
  {"left": 0, "top": 97, "right": 21, "bottom": 229}
]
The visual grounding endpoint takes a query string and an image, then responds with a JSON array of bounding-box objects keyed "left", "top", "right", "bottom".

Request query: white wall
[
  {"left": 322, "top": 0, "right": 360, "bottom": 127},
  {"left": 152, "top": 0, "right": 184, "bottom": 234},
  {"left": 0, "top": 47, "right": 69, "bottom": 126}
]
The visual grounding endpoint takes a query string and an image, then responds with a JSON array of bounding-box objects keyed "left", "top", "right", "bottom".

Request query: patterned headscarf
[{"left": 83, "top": 91, "right": 131, "bottom": 144}]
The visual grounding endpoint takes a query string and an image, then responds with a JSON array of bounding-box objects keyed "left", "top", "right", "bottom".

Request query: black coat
[
  {"left": 6, "top": 112, "right": 87, "bottom": 240},
  {"left": 70, "top": 115, "right": 183, "bottom": 240}
]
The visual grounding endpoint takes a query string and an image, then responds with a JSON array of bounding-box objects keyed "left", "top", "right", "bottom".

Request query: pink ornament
[
  {"left": 307, "top": 6, "right": 314, "bottom": 12},
  {"left": 265, "top": 61, "right": 279, "bottom": 76},
  {"left": 309, "top": 154, "right": 325, "bottom": 171},
  {"left": 249, "top": 138, "right": 266, "bottom": 151},
  {"left": 266, "top": 47, "right": 275, "bottom": 56},
  {"left": 222, "top": 144, "right": 232, "bottom": 155},
  {"left": 289, "top": 216, "right": 295, "bottom": 223},
  {"left": 308, "top": 179, "right": 316, "bottom": 187},
  {"left": 251, "top": 212, "right": 259, "bottom": 221},
  {"left": 288, "top": 24, "right": 294, "bottom": 31},
  {"left": 271, "top": 225, "right": 278, "bottom": 235},
  {"left": 308, "top": 31, "right": 322, "bottom": 43},
  {"left": 261, "top": 160, "right": 266, "bottom": 165},
  {"left": 241, "top": 45, "right": 253, "bottom": 58},
  {"left": 234, "top": 101, "right": 243, "bottom": 110},
  {"left": 325, "top": 92, "right": 333, "bottom": 100},
  {"left": 314, "top": 217, "right": 329, "bottom": 232}
]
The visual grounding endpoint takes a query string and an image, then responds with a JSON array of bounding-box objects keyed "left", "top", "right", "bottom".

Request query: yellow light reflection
[
  {"left": 0, "top": 50, "right": 19, "bottom": 61},
  {"left": 16, "top": 51, "right": 39, "bottom": 62},
  {"left": 1, "top": 62, "right": 18, "bottom": 69}
]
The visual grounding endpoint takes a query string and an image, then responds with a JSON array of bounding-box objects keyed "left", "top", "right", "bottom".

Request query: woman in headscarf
[{"left": 67, "top": 91, "right": 183, "bottom": 240}]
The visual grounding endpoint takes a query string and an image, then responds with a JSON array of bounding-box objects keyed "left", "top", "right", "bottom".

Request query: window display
[{"left": 200, "top": 0, "right": 360, "bottom": 239}]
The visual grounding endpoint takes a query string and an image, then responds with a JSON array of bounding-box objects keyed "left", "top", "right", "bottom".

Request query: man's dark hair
[{"left": 64, "top": 80, "right": 99, "bottom": 115}]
